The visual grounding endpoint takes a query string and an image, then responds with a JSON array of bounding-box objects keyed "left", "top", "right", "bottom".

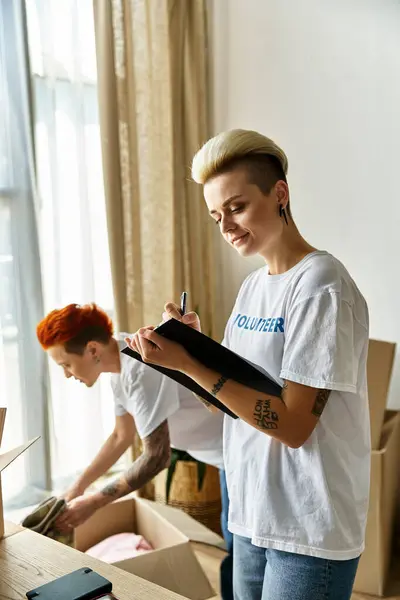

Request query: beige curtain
[{"left": 93, "top": 0, "right": 218, "bottom": 339}]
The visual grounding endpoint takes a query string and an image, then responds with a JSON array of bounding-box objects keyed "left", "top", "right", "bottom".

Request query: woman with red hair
[
  {"left": 37, "top": 302, "right": 233, "bottom": 600},
  {"left": 37, "top": 303, "right": 115, "bottom": 388}
]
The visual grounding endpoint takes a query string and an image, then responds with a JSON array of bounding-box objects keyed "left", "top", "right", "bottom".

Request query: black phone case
[
  {"left": 26, "top": 568, "right": 112, "bottom": 600},
  {"left": 121, "top": 319, "right": 282, "bottom": 418}
]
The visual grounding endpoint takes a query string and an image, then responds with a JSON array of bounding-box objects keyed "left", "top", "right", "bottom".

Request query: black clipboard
[{"left": 121, "top": 319, "right": 282, "bottom": 419}]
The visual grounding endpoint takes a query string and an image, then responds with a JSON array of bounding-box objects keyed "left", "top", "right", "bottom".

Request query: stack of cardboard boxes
[{"left": 354, "top": 339, "right": 400, "bottom": 596}]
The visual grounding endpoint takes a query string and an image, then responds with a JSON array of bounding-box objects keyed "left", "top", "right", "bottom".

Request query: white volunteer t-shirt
[
  {"left": 223, "top": 251, "right": 370, "bottom": 560},
  {"left": 111, "top": 336, "right": 224, "bottom": 469}
]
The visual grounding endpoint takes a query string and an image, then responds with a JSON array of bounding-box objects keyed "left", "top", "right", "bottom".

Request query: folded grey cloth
[{"left": 21, "top": 496, "right": 74, "bottom": 546}]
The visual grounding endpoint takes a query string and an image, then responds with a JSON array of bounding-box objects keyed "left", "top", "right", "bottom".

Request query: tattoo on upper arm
[
  {"left": 280, "top": 382, "right": 288, "bottom": 405},
  {"left": 100, "top": 420, "right": 170, "bottom": 500},
  {"left": 195, "top": 394, "right": 213, "bottom": 412},
  {"left": 253, "top": 399, "right": 279, "bottom": 430},
  {"left": 311, "top": 389, "right": 331, "bottom": 417},
  {"left": 211, "top": 375, "right": 228, "bottom": 396},
  {"left": 125, "top": 420, "right": 170, "bottom": 488}
]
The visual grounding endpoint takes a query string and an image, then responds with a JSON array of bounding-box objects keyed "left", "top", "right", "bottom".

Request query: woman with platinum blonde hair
[{"left": 128, "top": 129, "right": 370, "bottom": 600}]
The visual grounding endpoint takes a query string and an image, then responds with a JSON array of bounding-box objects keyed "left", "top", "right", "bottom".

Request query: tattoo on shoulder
[
  {"left": 253, "top": 398, "right": 279, "bottom": 430},
  {"left": 311, "top": 389, "right": 331, "bottom": 417},
  {"left": 211, "top": 375, "right": 228, "bottom": 396}
]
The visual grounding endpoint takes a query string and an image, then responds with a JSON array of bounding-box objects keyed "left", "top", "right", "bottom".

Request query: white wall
[{"left": 209, "top": 0, "right": 400, "bottom": 406}]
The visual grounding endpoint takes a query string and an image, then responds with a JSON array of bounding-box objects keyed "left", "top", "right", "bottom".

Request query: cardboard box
[
  {"left": 354, "top": 410, "right": 400, "bottom": 596},
  {"left": 75, "top": 494, "right": 222, "bottom": 600},
  {"left": 0, "top": 407, "right": 40, "bottom": 538},
  {"left": 367, "top": 339, "right": 396, "bottom": 450}
]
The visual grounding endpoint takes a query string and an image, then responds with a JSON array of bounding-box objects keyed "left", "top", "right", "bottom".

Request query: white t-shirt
[
  {"left": 111, "top": 336, "right": 224, "bottom": 469},
  {"left": 223, "top": 251, "right": 370, "bottom": 560}
]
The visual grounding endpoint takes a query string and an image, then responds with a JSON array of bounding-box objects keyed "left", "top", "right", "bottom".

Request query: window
[
  {"left": 1, "top": 1, "right": 121, "bottom": 513},
  {"left": 12, "top": 0, "right": 118, "bottom": 499},
  {"left": 0, "top": 0, "right": 49, "bottom": 507},
  {"left": 25, "top": 0, "right": 118, "bottom": 490},
  {"left": 0, "top": 196, "right": 31, "bottom": 501}
]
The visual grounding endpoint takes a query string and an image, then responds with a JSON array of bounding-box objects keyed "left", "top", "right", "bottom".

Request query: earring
[
  {"left": 279, "top": 205, "right": 289, "bottom": 226},
  {"left": 94, "top": 356, "right": 100, "bottom": 364}
]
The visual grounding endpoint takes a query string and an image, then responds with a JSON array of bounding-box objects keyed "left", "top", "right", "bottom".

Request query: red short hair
[{"left": 37, "top": 303, "right": 114, "bottom": 354}]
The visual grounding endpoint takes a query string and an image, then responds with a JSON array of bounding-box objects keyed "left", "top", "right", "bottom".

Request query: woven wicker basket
[{"left": 154, "top": 461, "right": 222, "bottom": 534}]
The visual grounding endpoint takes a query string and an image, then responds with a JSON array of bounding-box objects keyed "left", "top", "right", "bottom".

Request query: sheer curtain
[
  {"left": 0, "top": 0, "right": 49, "bottom": 506},
  {"left": 93, "top": 0, "right": 217, "bottom": 337},
  {"left": 25, "top": 0, "right": 118, "bottom": 489},
  {"left": 93, "top": 1, "right": 215, "bottom": 499}
]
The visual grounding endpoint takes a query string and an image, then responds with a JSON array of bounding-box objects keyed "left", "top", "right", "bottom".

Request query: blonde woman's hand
[
  {"left": 126, "top": 327, "right": 192, "bottom": 372},
  {"left": 125, "top": 326, "right": 154, "bottom": 354},
  {"left": 163, "top": 302, "right": 201, "bottom": 332}
]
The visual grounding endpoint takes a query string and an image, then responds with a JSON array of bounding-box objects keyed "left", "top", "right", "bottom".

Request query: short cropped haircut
[{"left": 192, "top": 129, "right": 288, "bottom": 198}]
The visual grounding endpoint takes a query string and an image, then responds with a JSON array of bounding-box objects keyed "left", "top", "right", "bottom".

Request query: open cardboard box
[
  {"left": 75, "top": 493, "right": 223, "bottom": 600},
  {"left": 0, "top": 408, "right": 40, "bottom": 539},
  {"left": 354, "top": 410, "right": 400, "bottom": 596},
  {"left": 367, "top": 339, "right": 396, "bottom": 450}
]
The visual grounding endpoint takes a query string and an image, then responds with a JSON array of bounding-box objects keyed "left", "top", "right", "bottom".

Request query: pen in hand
[
  {"left": 180, "top": 291, "right": 187, "bottom": 317},
  {"left": 155, "top": 292, "right": 187, "bottom": 331}
]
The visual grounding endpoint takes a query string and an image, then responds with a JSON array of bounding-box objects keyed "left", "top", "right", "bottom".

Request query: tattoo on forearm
[
  {"left": 100, "top": 420, "right": 170, "bottom": 501},
  {"left": 211, "top": 375, "right": 228, "bottom": 396},
  {"left": 102, "top": 481, "right": 120, "bottom": 497},
  {"left": 311, "top": 389, "right": 331, "bottom": 417},
  {"left": 253, "top": 399, "right": 279, "bottom": 430}
]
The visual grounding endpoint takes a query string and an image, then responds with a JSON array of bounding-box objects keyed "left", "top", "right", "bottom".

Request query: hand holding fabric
[{"left": 56, "top": 494, "right": 99, "bottom": 531}]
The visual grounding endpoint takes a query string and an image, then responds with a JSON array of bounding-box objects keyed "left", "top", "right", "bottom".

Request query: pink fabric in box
[{"left": 86, "top": 532, "right": 153, "bottom": 563}]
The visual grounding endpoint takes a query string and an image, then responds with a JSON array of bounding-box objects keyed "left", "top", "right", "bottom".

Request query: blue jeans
[
  {"left": 233, "top": 534, "right": 360, "bottom": 600},
  {"left": 219, "top": 469, "right": 233, "bottom": 600}
]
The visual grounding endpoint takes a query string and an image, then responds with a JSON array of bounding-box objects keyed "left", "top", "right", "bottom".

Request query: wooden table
[
  {"left": 0, "top": 526, "right": 186, "bottom": 600},
  {"left": 9, "top": 521, "right": 400, "bottom": 600}
]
